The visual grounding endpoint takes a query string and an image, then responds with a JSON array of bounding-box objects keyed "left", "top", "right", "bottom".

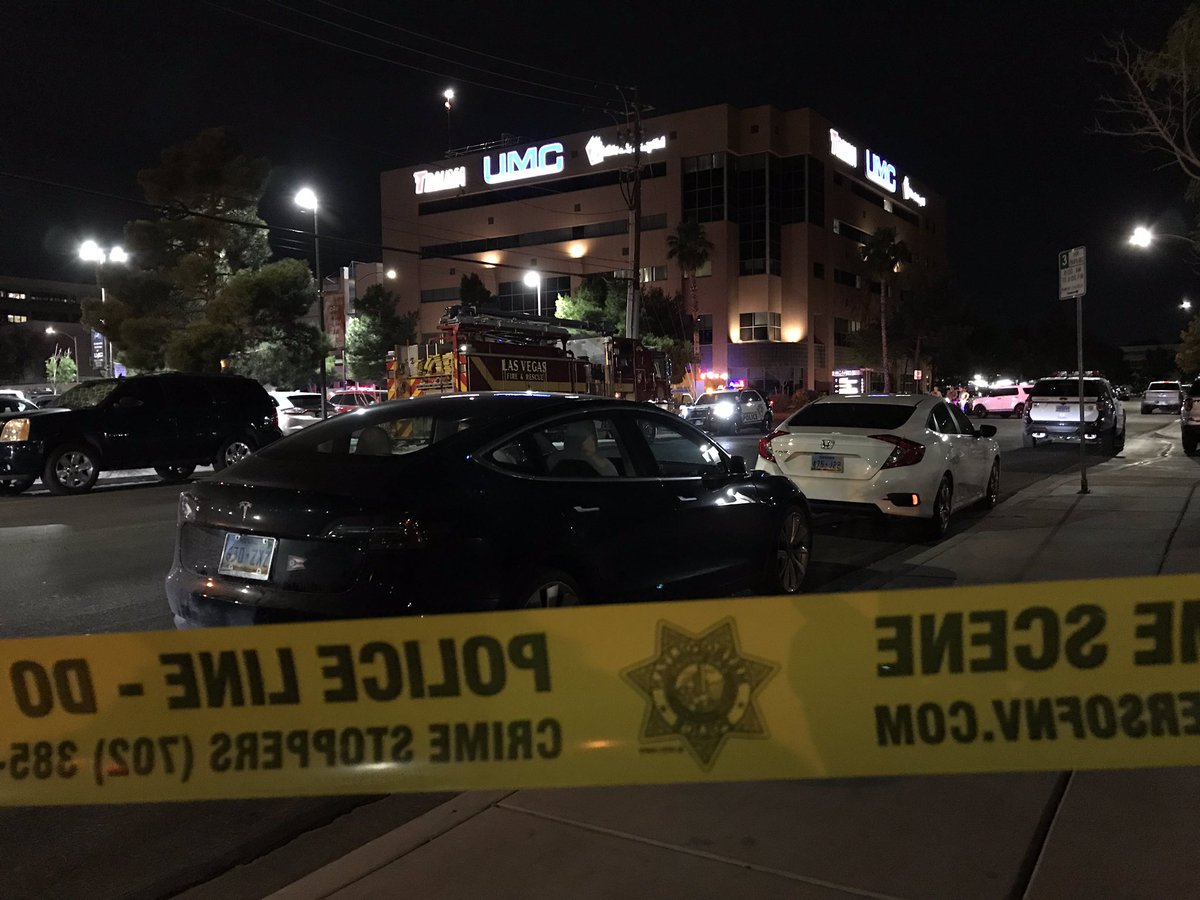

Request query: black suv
[{"left": 0, "top": 373, "right": 282, "bottom": 495}]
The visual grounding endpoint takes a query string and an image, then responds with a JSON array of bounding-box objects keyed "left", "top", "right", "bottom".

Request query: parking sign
[{"left": 1059, "top": 246, "right": 1086, "bottom": 300}]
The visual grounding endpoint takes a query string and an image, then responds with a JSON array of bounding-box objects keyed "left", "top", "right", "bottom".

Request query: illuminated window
[
  {"left": 739, "top": 312, "right": 780, "bottom": 342},
  {"left": 6, "top": 314, "right": 27, "bottom": 323}
]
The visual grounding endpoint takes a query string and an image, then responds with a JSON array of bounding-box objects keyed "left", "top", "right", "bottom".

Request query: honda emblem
[{"left": 820, "top": 439, "right": 835, "bottom": 450}]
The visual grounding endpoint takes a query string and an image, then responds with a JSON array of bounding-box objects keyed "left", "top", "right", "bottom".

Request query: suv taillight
[
  {"left": 758, "top": 429, "right": 786, "bottom": 463},
  {"left": 871, "top": 434, "right": 926, "bottom": 468}
]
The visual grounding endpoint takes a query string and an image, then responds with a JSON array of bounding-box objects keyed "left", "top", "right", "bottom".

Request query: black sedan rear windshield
[
  {"left": 1032, "top": 379, "right": 1106, "bottom": 397},
  {"left": 785, "top": 402, "right": 916, "bottom": 429}
]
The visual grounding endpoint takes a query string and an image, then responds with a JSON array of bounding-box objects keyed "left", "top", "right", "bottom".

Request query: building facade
[
  {"left": 0, "top": 275, "right": 105, "bottom": 383},
  {"left": 380, "top": 103, "right": 947, "bottom": 391}
]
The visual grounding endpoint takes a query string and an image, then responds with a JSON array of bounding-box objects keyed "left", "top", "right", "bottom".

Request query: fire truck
[{"left": 390, "top": 307, "right": 671, "bottom": 403}]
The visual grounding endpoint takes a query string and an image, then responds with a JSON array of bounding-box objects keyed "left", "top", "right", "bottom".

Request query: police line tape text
[
  {"left": 876, "top": 691, "right": 1200, "bottom": 746},
  {"left": 5, "top": 634, "right": 552, "bottom": 718},
  {"left": 875, "top": 601, "right": 1200, "bottom": 676}
]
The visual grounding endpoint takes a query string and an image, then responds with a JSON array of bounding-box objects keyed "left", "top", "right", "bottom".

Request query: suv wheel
[
  {"left": 214, "top": 436, "right": 255, "bottom": 471},
  {"left": 1011, "top": 402, "right": 1025, "bottom": 417},
  {"left": 1141, "top": 404, "right": 1151, "bottom": 415},
  {"left": 0, "top": 476, "right": 34, "bottom": 496},
  {"left": 44, "top": 444, "right": 100, "bottom": 495},
  {"left": 973, "top": 404, "right": 987, "bottom": 418},
  {"left": 1022, "top": 432, "right": 1036, "bottom": 449},
  {"left": 155, "top": 464, "right": 197, "bottom": 483}
]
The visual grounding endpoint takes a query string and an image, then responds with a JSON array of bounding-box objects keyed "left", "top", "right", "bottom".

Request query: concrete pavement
[{"left": 218, "top": 419, "right": 1200, "bottom": 900}]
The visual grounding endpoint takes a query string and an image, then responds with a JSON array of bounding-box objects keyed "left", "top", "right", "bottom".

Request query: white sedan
[{"left": 755, "top": 394, "right": 1000, "bottom": 539}]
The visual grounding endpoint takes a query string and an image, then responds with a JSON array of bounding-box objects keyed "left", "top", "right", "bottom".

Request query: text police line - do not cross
[{"left": 2, "top": 574, "right": 1200, "bottom": 806}]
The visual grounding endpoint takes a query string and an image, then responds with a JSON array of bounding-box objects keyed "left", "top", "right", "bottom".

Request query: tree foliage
[
  {"left": 860, "top": 226, "right": 912, "bottom": 390},
  {"left": 1177, "top": 316, "right": 1200, "bottom": 375},
  {"left": 235, "top": 326, "right": 326, "bottom": 389},
  {"left": 81, "top": 128, "right": 283, "bottom": 373},
  {"left": 1095, "top": 7, "right": 1200, "bottom": 204},
  {"left": 555, "top": 275, "right": 626, "bottom": 332},
  {"left": 459, "top": 273, "right": 494, "bottom": 308},
  {"left": 345, "top": 285, "right": 418, "bottom": 384},
  {"left": 666, "top": 219, "right": 714, "bottom": 362},
  {"left": 45, "top": 350, "right": 77, "bottom": 392}
]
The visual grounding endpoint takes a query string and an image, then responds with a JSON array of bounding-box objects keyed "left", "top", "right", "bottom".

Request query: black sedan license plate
[
  {"left": 811, "top": 453, "right": 844, "bottom": 473},
  {"left": 217, "top": 533, "right": 277, "bottom": 581}
]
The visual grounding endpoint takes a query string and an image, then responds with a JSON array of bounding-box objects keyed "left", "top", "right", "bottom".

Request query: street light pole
[
  {"left": 444, "top": 89, "right": 455, "bottom": 152},
  {"left": 295, "top": 188, "right": 328, "bottom": 418},
  {"left": 524, "top": 271, "right": 542, "bottom": 316},
  {"left": 79, "top": 240, "right": 126, "bottom": 377}
]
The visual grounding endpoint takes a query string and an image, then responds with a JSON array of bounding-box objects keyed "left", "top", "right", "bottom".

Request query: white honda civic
[{"left": 755, "top": 394, "right": 1001, "bottom": 539}]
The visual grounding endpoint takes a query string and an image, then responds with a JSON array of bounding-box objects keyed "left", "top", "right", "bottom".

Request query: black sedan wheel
[
  {"left": 0, "top": 476, "right": 34, "bottom": 496},
  {"left": 520, "top": 570, "right": 583, "bottom": 609},
  {"left": 44, "top": 444, "right": 100, "bottom": 495},
  {"left": 759, "top": 507, "right": 811, "bottom": 594},
  {"left": 155, "top": 464, "right": 197, "bottom": 483}
]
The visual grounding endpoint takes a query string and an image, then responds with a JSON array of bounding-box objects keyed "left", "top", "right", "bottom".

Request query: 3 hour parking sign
[{"left": 1059, "top": 246, "right": 1086, "bottom": 300}]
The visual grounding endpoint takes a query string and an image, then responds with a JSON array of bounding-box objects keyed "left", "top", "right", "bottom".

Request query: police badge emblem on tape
[{"left": 623, "top": 618, "right": 777, "bottom": 770}]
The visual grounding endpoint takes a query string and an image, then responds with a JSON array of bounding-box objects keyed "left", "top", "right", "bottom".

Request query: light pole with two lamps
[
  {"left": 295, "top": 187, "right": 329, "bottom": 419},
  {"left": 78, "top": 240, "right": 128, "bottom": 377},
  {"left": 443, "top": 88, "right": 455, "bottom": 151}
]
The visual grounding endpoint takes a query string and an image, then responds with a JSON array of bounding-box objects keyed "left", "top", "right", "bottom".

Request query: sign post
[{"left": 1058, "top": 247, "right": 1088, "bottom": 495}]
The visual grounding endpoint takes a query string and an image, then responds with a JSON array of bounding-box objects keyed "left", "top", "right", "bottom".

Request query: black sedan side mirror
[
  {"left": 977, "top": 424, "right": 997, "bottom": 438},
  {"left": 728, "top": 455, "right": 748, "bottom": 476}
]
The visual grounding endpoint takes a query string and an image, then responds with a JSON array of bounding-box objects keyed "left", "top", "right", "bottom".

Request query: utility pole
[{"left": 622, "top": 88, "right": 645, "bottom": 339}]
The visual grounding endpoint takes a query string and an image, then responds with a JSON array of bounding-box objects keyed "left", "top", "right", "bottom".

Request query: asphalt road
[{"left": 0, "top": 403, "right": 1168, "bottom": 898}]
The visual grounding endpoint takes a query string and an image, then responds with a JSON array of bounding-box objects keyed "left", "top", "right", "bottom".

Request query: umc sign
[{"left": 483, "top": 142, "right": 565, "bottom": 185}]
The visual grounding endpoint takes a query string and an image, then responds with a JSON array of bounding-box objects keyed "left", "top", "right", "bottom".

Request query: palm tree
[
  {"left": 666, "top": 219, "right": 714, "bottom": 363},
  {"left": 861, "top": 226, "right": 912, "bottom": 392}
]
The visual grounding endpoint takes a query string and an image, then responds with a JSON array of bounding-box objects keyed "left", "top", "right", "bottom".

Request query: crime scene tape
[{"left": 3, "top": 573, "right": 1200, "bottom": 806}]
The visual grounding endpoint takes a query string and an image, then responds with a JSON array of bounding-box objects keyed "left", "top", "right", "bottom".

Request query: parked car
[
  {"left": 1142, "top": 381, "right": 1184, "bottom": 414},
  {"left": 0, "top": 396, "right": 40, "bottom": 414},
  {"left": 166, "top": 393, "right": 813, "bottom": 627},
  {"left": 0, "top": 373, "right": 282, "bottom": 495},
  {"left": 33, "top": 394, "right": 63, "bottom": 408},
  {"left": 1182, "top": 377, "right": 1200, "bottom": 455},
  {"left": 680, "top": 389, "right": 772, "bottom": 435},
  {"left": 328, "top": 389, "right": 387, "bottom": 415},
  {"left": 970, "top": 384, "right": 1033, "bottom": 418},
  {"left": 1023, "top": 376, "right": 1126, "bottom": 453},
  {"left": 268, "top": 391, "right": 323, "bottom": 434},
  {"left": 756, "top": 394, "right": 1000, "bottom": 540}
]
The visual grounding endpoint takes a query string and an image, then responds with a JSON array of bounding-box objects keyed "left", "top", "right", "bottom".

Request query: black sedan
[{"left": 166, "top": 393, "right": 813, "bottom": 627}]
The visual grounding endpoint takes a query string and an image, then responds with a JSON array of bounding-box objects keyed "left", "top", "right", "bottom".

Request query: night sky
[{"left": 2, "top": 0, "right": 1195, "bottom": 345}]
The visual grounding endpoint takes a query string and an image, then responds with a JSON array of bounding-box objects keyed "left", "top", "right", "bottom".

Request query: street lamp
[
  {"left": 1182, "top": 298, "right": 1193, "bottom": 312},
  {"left": 295, "top": 187, "right": 328, "bottom": 419},
  {"left": 385, "top": 268, "right": 397, "bottom": 280},
  {"left": 1129, "top": 226, "right": 1154, "bottom": 248},
  {"left": 78, "top": 240, "right": 128, "bottom": 377},
  {"left": 524, "top": 270, "right": 542, "bottom": 316},
  {"left": 443, "top": 88, "right": 455, "bottom": 150}
]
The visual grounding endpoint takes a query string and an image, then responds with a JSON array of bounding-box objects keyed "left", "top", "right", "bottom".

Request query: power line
[
  {"left": 311, "top": 0, "right": 614, "bottom": 90},
  {"left": 200, "top": 1, "right": 614, "bottom": 112},
  {"left": 261, "top": 0, "right": 612, "bottom": 104}
]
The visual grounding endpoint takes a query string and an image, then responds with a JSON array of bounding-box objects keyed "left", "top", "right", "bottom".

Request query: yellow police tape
[{"left": 3, "top": 574, "right": 1200, "bottom": 806}]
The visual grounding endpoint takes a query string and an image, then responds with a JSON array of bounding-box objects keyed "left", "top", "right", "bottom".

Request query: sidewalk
[{"left": 195, "top": 424, "right": 1200, "bottom": 900}]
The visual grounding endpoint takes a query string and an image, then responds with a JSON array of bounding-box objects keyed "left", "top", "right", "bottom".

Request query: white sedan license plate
[
  {"left": 1056, "top": 404, "right": 1072, "bottom": 413},
  {"left": 217, "top": 533, "right": 277, "bottom": 581},
  {"left": 811, "top": 453, "right": 844, "bottom": 473}
]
